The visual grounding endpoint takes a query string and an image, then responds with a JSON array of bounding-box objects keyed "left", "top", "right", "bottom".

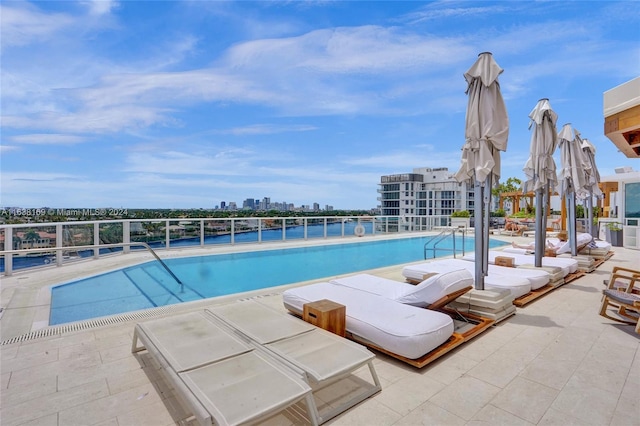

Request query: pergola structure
[{"left": 604, "top": 78, "right": 640, "bottom": 159}]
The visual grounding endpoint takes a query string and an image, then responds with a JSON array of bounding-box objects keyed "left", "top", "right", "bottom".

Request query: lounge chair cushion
[
  {"left": 330, "top": 269, "right": 473, "bottom": 307},
  {"left": 283, "top": 282, "right": 454, "bottom": 360},
  {"left": 402, "top": 259, "right": 533, "bottom": 298},
  {"left": 467, "top": 251, "right": 578, "bottom": 275}
]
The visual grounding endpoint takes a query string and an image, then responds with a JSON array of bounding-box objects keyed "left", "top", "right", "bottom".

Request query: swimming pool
[{"left": 50, "top": 235, "right": 507, "bottom": 324}]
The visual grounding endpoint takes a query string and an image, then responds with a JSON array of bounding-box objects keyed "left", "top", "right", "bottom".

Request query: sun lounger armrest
[{"left": 608, "top": 273, "right": 640, "bottom": 293}]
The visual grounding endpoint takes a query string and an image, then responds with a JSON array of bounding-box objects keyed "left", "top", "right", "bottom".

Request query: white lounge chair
[
  {"left": 464, "top": 250, "right": 578, "bottom": 276},
  {"left": 207, "top": 301, "right": 381, "bottom": 424},
  {"left": 132, "top": 311, "right": 320, "bottom": 426},
  {"left": 329, "top": 269, "right": 473, "bottom": 308},
  {"left": 402, "top": 258, "right": 533, "bottom": 299},
  {"left": 283, "top": 282, "right": 489, "bottom": 368}
]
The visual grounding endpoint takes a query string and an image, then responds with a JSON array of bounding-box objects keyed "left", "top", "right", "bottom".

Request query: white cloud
[
  {"left": 0, "top": 3, "right": 74, "bottom": 47},
  {"left": 9, "top": 134, "right": 87, "bottom": 145}
]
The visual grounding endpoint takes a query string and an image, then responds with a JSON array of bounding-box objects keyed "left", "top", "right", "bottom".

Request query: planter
[
  {"left": 608, "top": 229, "right": 623, "bottom": 247},
  {"left": 450, "top": 217, "right": 470, "bottom": 228}
]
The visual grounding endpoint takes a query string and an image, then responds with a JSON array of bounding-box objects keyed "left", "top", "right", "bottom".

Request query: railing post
[
  {"left": 304, "top": 218, "right": 308, "bottom": 240},
  {"left": 200, "top": 220, "right": 205, "bottom": 246},
  {"left": 123, "top": 221, "right": 130, "bottom": 253},
  {"left": 282, "top": 218, "right": 286, "bottom": 241},
  {"left": 4, "top": 228, "right": 13, "bottom": 276},
  {"left": 93, "top": 222, "right": 100, "bottom": 258},
  {"left": 324, "top": 218, "right": 327, "bottom": 238},
  {"left": 258, "top": 219, "right": 262, "bottom": 243},
  {"left": 56, "top": 224, "right": 63, "bottom": 266},
  {"left": 165, "top": 220, "right": 170, "bottom": 249},
  {"left": 231, "top": 219, "right": 235, "bottom": 245}
]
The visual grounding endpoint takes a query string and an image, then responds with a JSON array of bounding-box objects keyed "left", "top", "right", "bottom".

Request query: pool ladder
[{"left": 424, "top": 228, "right": 467, "bottom": 259}]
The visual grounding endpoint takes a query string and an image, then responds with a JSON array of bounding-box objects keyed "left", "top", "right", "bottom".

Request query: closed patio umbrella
[
  {"left": 581, "top": 138, "right": 602, "bottom": 237},
  {"left": 454, "top": 52, "right": 509, "bottom": 290},
  {"left": 523, "top": 98, "right": 558, "bottom": 267},
  {"left": 557, "top": 124, "right": 588, "bottom": 256}
]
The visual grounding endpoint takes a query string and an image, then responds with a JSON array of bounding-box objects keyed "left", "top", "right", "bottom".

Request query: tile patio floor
[{"left": 1, "top": 238, "right": 638, "bottom": 425}]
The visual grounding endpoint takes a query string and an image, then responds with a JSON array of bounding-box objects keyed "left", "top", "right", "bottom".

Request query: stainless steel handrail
[{"left": 423, "top": 228, "right": 466, "bottom": 259}]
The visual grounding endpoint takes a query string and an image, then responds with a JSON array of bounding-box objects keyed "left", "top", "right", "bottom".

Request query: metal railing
[
  {"left": 0, "top": 215, "right": 452, "bottom": 275},
  {"left": 424, "top": 227, "right": 467, "bottom": 259}
]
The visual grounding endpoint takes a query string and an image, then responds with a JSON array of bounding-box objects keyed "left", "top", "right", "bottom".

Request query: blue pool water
[{"left": 50, "top": 235, "right": 507, "bottom": 325}]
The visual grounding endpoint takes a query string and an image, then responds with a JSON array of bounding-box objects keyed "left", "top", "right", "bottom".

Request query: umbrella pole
[
  {"left": 534, "top": 187, "right": 545, "bottom": 267},
  {"left": 474, "top": 178, "right": 485, "bottom": 290},
  {"left": 484, "top": 175, "right": 492, "bottom": 279},
  {"left": 568, "top": 191, "right": 578, "bottom": 256}
]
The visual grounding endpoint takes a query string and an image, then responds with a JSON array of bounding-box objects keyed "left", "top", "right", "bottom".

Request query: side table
[{"left": 303, "top": 299, "right": 346, "bottom": 337}]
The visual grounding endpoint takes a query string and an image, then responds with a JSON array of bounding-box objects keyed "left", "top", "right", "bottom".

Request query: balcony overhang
[{"left": 603, "top": 77, "right": 640, "bottom": 158}]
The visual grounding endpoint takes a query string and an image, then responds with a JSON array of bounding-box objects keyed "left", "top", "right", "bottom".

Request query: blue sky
[{"left": 1, "top": 1, "right": 639, "bottom": 210}]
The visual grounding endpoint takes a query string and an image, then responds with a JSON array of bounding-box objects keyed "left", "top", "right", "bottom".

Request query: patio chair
[
  {"left": 131, "top": 311, "right": 320, "bottom": 426},
  {"left": 206, "top": 300, "right": 381, "bottom": 424},
  {"left": 599, "top": 269, "right": 640, "bottom": 334}
]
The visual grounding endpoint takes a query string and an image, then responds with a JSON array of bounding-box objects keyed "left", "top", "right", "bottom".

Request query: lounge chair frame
[
  {"left": 132, "top": 311, "right": 321, "bottom": 426},
  {"left": 599, "top": 267, "right": 640, "bottom": 333},
  {"left": 205, "top": 301, "right": 382, "bottom": 424}
]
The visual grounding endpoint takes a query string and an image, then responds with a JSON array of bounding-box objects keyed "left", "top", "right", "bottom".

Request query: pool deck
[{"left": 1, "top": 234, "right": 639, "bottom": 425}]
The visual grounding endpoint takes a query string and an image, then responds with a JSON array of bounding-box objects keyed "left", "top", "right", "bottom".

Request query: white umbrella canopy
[
  {"left": 454, "top": 52, "right": 509, "bottom": 290},
  {"left": 454, "top": 53, "right": 509, "bottom": 185},
  {"left": 523, "top": 98, "right": 558, "bottom": 267},
  {"left": 557, "top": 124, "right": 588, "bottom": 255}
]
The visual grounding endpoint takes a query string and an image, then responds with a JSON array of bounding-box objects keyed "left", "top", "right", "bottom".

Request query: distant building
[{"left": 378, "top": 167, "right": 474, "bottom": 230}]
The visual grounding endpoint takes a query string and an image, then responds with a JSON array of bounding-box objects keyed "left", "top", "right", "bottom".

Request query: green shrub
[{"left": 451, "top": 210, "right": 470, "bottom": 218}]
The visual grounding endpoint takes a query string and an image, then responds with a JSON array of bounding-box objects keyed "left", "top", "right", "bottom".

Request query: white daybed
[
  {"left": 329, "top": 269, "right": 474, "bottom": 308},
  {"left": 464, "top": 250, "right": 578, "bottom": 276},
  {"left": 283, "top": 282, "right": 455, "bottom": 361},
  {"left": 401, "top": 259, "right": 533, "bottom": 298}
]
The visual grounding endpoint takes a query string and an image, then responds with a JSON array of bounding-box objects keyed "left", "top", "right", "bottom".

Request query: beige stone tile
[
  {"left": 1, "top": 346, "right": 59, "bottom": 372},
  {"left": 518, "top": 357, "right": 579, "bottom": 390},
  {"left": 490, "top": 377, "right": 558, "bottom": 424},
  {"left": 1, "top": 379, "right": 109, "bottom": 426},
  {"left": 58, "top": 382, "right": 163, "bottom": 425},
  {"left": 537, "top": 406, "right": 591, "bottom": 426},
  {"left": 466, "top": 351, "right": 528, "bottom": 388},
  {"left": 14, "top": 413, "right": 59, "bottom": 426},
  {"left": 366, "top": 354, "right": 414, "bottom": 385},
  {"left": 429, "top": 376, "right": 500, "bottom": 421},
  {"left": 424, "top": 352, "right": 479, "bottom": 385},
  {"left": 1, "top": 371, "right": 11, "bottom": 389},
  {"left": 550, "top": 375, "right": 618, "bottom": 425},
  {"left": 58, "top": 355, "right": 142, "bottom": 391},
  {"left": 94, "top": 419, "right": 119, "bottom": 426},
  {"left": 612, "top": 393, "right": 640, "bottom": 424},
  {"left": 374, "top": 370, "right": 445, "bottom": 416},
  {"left": 467, "top": 404, "right": 535, "bottom": 426},
  {"left": 107, "top": 367, "right": 154, "bottom": 395},
  {"left": 393, "top": 401, "right": 466, "bottom": 425},
  {"left": 571, "top": 354, "right": 630, "bottom": 395},
  {"left": 330, "top": 397, "right": 401, "bottom": 425},
  {"left": 1, "top": 343, "right": 19, "bottom": 360},
  {"left": 1, "top": 374, "right": 57, "bottom": 407},
  {"left": 17, "top": 332, "right": 96, "bottom": 355},
  {"left": 115, "top": 399, "right": 178, "bottom": 426},
  {"left": 100, "top": 341, "right": 135, "bottom": 363}
]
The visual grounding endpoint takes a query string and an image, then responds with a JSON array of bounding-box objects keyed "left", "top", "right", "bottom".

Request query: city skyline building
[{"left": 378, "top": 167, "right": 474, "bottom": 230}]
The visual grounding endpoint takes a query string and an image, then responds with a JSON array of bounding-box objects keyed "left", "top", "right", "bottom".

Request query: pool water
[{"left": 50, "top": 235, "right": 507, "bottom": 324}]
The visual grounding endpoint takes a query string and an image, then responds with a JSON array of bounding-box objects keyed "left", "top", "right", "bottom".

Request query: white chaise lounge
[
  {"left": 329, "top": 269, "right": 474, "bottom": 308},
  {"left": 401, "top": 258, "right": 533, "bottom": 299},
  {"left": 463, "top": 250, "right": 579, "bottom": 276},
  {"left": 132, "top": 311, "right": 320, "bottom": 426},
  {"left": 207, "top": 301, "right": 381, "bottom": 424}
]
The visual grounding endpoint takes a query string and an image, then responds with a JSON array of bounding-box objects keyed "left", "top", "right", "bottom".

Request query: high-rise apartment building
[{"left": 378, "top": 167, "right": 474, "bottom": 230}]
